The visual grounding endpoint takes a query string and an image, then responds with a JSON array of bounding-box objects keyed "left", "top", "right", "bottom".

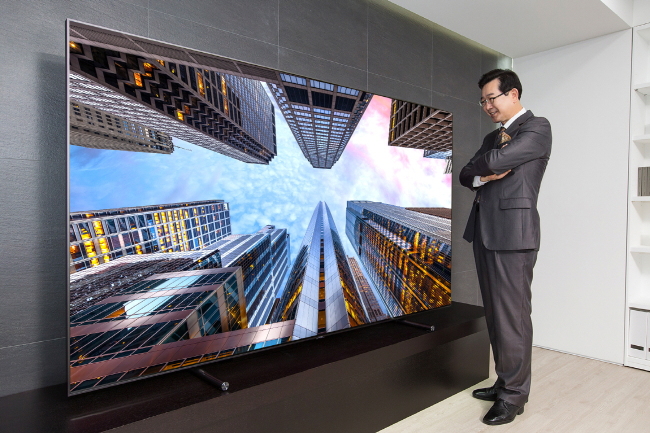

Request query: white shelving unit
[{"left": 625, "top": 23, "right": 650, "bottom": 370}]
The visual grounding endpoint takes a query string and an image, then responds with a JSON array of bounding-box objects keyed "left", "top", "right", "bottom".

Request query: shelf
[
  {"left": 633, "top": 134, "right": 650, "bottom": 145},
  {"left": 634, "top": 82, "right": 650, "bottom": 95},
  {"left": 627, "top": 26, "right": 650, "bottom": 372},
  {"left": 628, "top": 300, "right": 650, "bottom": 310},
  {"left": 625, "top": 357, "right": 650, "bottom": 370}
]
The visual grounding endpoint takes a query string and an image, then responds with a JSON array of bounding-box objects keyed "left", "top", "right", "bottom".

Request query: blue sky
[{"left": 69, "top": 93, "right": 451, "bottom": 261}]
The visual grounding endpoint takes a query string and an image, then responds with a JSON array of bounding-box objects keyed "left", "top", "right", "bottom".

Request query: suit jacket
[{"left": 459, "top": 110, "right": 552, "bottom": 250}]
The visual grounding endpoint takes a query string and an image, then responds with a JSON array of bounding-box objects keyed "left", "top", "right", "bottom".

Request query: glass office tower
[
  {"left": 346, "top": 201, "right": 451, "bottom": 317},
  {"left": 68, "top": 22, "right": 377, "bottom": 169},
  {"left": 69, "top": 267, "right": 295, "bottom": 392},
  {"left": 272, "top": 202, "right": 368, "bottom": 338},
  {"left": 68, "top": 40, "right": 276, "bottom": 164},
  {"left": 69, "top": 200, "right": 231, "bottom": 273},
  {"left": 347, "top": 256, "right": 389, "bottom": 323},
  {"left": 70, "top": 101, "right": 174, "bottom": 154},
  {"left": 205, "top": 226, "right": 290, "bottom": 327},
  {"left": 69, "top": 248, "right": 222, "bottom": 315},
  {"left": 267, "top": 74, "right": 372, "bottom": 169}
]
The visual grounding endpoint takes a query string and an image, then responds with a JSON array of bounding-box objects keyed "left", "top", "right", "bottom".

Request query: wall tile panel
[
  {"left": 278, "top": 48, "right": 367, "bottom": 92},
  {"left": 367, "top": 73, "right": 431, "bottom": 106},
  {"left": 0, "top": 338, "right": 67, "bottom": 397},
  {"left": 148, "top": 10, "right": 278, "bottom": 69},
  {"left": 279, "top": 0, "right": 368, "bottom": 71},
  {"left": 367, "top": 0, "right": 433, "bottom": 90},
  {"left": 149, "top": 0, "right": 279, "bottom": 44}
]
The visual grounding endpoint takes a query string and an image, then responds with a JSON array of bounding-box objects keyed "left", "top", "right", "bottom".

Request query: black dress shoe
[
  {"left": 482, "top": 399, "right": 524, "bottom": 425},
  {"left": 472, "top": 386, "right": 498, "bottom": 401}
]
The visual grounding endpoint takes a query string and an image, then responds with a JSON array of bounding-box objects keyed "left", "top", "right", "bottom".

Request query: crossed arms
[{"left": 459, "top": 116, "right": 552, "bottom": 190}]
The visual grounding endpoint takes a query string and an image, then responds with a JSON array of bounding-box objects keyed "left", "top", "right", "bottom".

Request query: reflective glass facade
[
  {"left": 70, "top": 101, "right": 174, "bottom": 154},
  {"left": 347, "top": 256, "right": 389, "bottom": 323},
  {"left": 69, "top": 267, "right": 250, "bottom": 391},
  {"left": 206, "top": 226, "right": 290, "bottom": 327},
  {"left": 346, "top": 201, "right": 451, "bottom": 317},
  {"left": 268, "top": 74, "right": 373, "bottom": 169},
  {"left": 69, "top": 41, "right": 276, "bottom": 164},
  {"left": 69, "top": 201, "right": 231, "bottom": 273},
  {"left": 272, "top": 202, "right": 368, "bottom": 339},
  {"left": 70, "top": 319, "right": 294, "bottom": 393},
  {"left": 69, "top": 249, "right": 222, "bottom": 315}
]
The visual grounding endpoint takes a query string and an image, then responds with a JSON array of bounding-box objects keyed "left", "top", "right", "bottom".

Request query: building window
[
  {"left": 284, "top": 86, "right": 309, "bottom": 104},
  {"left": 310, "top": 80, "right": 334, "bottom": 91},
  {"left": 311, "top": 91, "right": 332, "bottom": 109},
  {"left": 337, "top": 86, "right": 359, "bottom": 96},
  {"left": 280, "top": 74, "right": 307, "bottom": 85}
]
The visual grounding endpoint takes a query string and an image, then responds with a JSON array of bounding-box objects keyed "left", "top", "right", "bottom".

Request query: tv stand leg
[
  {"left": 191, "top": 368, "right": 229, "bottom": 391},
  {"left": 397, "top": 320, "right": 435, "bottom": 332}
]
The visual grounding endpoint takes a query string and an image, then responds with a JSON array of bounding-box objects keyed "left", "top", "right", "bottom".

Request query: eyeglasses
[{"left": 479, "top": 91, "right": 508, "bottom": 107}]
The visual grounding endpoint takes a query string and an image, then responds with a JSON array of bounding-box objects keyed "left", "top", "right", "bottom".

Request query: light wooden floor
[{"left": 379, "top": 347, "right": 650, "bottom": 432}]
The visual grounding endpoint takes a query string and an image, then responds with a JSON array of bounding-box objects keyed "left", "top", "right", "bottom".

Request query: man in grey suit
[{"left": 460, "top": 69, "right": 551, "bottom": 426}]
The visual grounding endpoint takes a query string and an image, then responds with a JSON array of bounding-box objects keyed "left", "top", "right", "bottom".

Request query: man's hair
[{"left": 478, "top": 69, "right": 522, "bottom": 99}]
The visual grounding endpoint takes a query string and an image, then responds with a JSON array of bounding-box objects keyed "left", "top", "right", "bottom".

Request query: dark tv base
[{"left": 0, "top": 302, "right": 488, "bottom": 433}]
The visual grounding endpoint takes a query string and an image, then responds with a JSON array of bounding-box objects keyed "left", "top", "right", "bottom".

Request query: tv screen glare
[{"left": 67, "top": 21, "right": 452, "bottom": 394}]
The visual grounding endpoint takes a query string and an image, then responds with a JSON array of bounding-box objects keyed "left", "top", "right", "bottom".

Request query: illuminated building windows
[
  {"left": 69, "top": 42, "right": 275, "bottom": 165},
  {"left": 345, "top": 201, "right": 451, "bottom": 317},
  {"left": 273, "top": 202, "right": 367, "bottom": 338},
  {"left": 69, "top": 201, "right": 231, "bottom": 273}
]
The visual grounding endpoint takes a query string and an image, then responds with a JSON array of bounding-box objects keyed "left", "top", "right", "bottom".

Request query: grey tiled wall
[{"left": 0, "top": 0, "right": 510, "bottom": 397}]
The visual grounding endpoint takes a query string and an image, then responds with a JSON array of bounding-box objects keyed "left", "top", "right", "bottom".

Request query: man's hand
[{"left": 480, "top": 170, "right": 511, "bottom": 182}]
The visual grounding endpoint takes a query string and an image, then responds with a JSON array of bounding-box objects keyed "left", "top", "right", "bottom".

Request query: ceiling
[{"left": 388, "top": 0, "right": 632, "bottom": 58}]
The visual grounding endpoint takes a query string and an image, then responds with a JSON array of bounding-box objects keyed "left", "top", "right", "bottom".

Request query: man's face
[{"left": 481, "top": 78, "right": 520, "bottom": 124}]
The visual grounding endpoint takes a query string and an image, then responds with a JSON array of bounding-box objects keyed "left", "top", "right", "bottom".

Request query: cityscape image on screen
[{"left": 67, "top": 22, "right": 453, "bottom": 394}]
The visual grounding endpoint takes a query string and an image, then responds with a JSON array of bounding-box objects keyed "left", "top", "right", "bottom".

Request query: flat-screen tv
[{"left": 67, "top": 20, "right": 453, "bottom": 394}]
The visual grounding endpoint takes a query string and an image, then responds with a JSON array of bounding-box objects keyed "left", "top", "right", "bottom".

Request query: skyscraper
[
  {"left": 272, "top": 202, "right": 368, "bottom": 339},
  {"left": 347, "top": 256, "right": 389, "bottom": 323},
  {"left": 68, "top": 22, "right": 373, "bottom": 169},
  {"left": 69, "top": 200, "right": 231, "bottom": 273},
  {"left": 69, "top": 267, "right": 297, "bottom": 392},
  {"left": 389, "top": 100, "right": 453, "bottom": 161},
  {"left": 70, "top": 101, "right": 174, "bottom": 154},
  {"left": 346, "top": 201, "right": 451, "bottom": 317},
  {"left": 205, "top": 226, "right": 290, "bottom": 327},
  {"left": 267, "top": 74, "right": 373, "bottom": 169},
  {"left": 69, "top": 248, "right": 222, "bottom": 315},
  {"left": 68, "top": 40, "right": 276, "bottom": 164}
]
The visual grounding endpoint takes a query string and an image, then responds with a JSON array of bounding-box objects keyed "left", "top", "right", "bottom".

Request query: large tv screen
[{"left": 67, "top": 21, "right": 453, "bottom": 394}]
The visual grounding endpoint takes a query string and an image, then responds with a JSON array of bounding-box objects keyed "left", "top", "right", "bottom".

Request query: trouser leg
[
  {"left": 472, "top": 214, "right": 500, "bottom": 377},
  {"left": 473, "top": 209, "right": 537, "bottom": 406}
]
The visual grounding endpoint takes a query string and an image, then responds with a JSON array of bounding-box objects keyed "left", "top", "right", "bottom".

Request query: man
[{"left": 459, "top": 69, "right": 551, "bottom": 425}]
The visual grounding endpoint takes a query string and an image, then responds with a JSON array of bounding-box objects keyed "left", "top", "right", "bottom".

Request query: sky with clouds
[{"left": 69, "top": 90, "right": 451, "bottom": 262}]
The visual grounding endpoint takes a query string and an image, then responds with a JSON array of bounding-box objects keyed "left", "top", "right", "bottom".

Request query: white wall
[
  {"left": 514, "top": 30, "right": 631, "bottom": 364},
  {"left": 601, "top": 0, "right": 634, "bottom": 26},
  {"left": 635, "top": 0, "right": 650, "bottom": 26}
]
